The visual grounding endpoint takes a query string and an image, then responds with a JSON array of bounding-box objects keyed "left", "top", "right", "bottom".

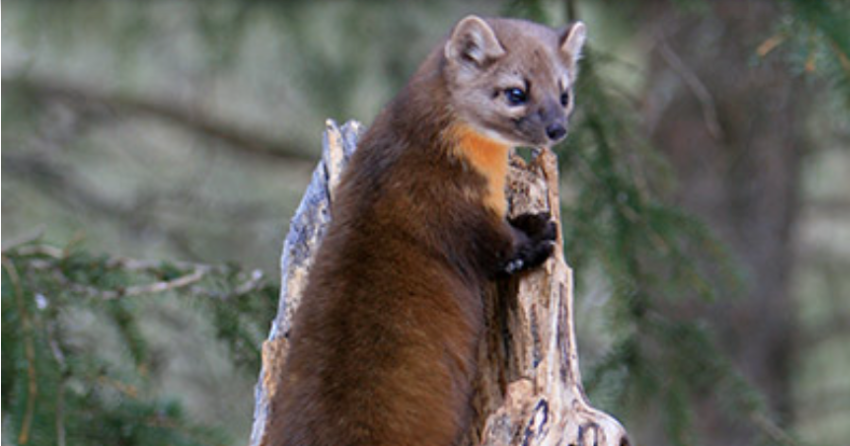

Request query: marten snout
[
  {"left": 537, "top": 99, "right": 568, "bottom": 143},
  {"left": 546, "top": 123, "right": 567, "bottom": 142}
]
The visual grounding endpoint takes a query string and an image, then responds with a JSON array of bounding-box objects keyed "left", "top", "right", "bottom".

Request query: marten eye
[
  {"left": 504, "top": 88, "right": 528, "bottom": 106},
  {"left": 560, "top": 90, "right": 571, "bottom": 107}
]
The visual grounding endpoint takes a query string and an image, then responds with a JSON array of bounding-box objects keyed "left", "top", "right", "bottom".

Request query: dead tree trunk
[{"left": 248, "top": 120, "right": 629, "bottom": 446}]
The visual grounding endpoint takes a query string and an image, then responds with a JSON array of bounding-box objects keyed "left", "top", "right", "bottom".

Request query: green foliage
[
  {"left": 504, "top": 0, "right": 551, "bottom": 25},
  {"left": 508, "top": 0, "right": 804, "bottom": 444},
  {"left": 1, "top": 241, "right": 278, "bottom": 446},
  {"left": 775, "top": 0, "right": 850, "bottom": 110},
  {"left": 561, "top": 46, "right": 759, "bottom": 445}
]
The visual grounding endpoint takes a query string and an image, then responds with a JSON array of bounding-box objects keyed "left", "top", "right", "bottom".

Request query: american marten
[{"left": 268, "top": 15, "right": 586, "bottom": 446}]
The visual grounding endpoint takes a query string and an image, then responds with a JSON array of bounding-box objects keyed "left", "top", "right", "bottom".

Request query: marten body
[{"left": 268, "top": 16, "right": 586, "bottom": 446}]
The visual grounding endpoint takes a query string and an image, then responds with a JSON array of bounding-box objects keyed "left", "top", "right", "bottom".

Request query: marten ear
[
  {"left": 560, "top": 21, "right": 586, "bottom": 73},
  {"left": 445, "top": 15, "right": 506, "bottom": 69}
]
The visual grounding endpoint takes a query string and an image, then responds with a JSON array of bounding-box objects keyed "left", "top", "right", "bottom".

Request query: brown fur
[{"left": 267, "top": 16, "right": 585, "bottom": 446}]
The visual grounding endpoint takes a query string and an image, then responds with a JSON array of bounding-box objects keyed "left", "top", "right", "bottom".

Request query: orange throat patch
[{"left": 450, "top": 125, "right": 511, "bottom": 217}]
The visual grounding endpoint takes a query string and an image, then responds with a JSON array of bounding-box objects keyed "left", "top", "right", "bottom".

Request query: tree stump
[{"left": 249, "top": 120, "right": 629, "bottom": 446}]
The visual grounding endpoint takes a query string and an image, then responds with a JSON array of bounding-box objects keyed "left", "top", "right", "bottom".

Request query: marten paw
[
  {"left": 509, "top": 212, "right": 558, "bottom": 244},
  {"left": 509, "top": 212, "right": 556, "bottom": 241},
  {"left": 500, "top": 213, "right": 558, "bottom": 276},
  {"left": 500, "top": 240, "right": 555, "bottom": 276}
]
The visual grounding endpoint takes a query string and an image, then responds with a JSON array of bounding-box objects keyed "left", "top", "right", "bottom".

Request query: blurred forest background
[{"left": 2, "top": 1, "right": 849, "bottom": 445}]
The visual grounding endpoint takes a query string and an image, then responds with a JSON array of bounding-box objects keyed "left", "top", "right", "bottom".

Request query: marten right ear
[
  {"left": 560, "top": 21, "right": 586, "bottom": 76},
  {"left": 445, "top": 15, "right": 505, "bottom": 69}
]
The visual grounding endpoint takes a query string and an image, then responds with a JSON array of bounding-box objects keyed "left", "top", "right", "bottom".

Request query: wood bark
[{"left": 249, "top": 120, "right": 629, "bottom": 446}]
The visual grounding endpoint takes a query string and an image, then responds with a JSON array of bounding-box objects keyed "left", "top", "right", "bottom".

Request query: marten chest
[{"left": 451, "top": 126, "right": 511, "bottom": 217}]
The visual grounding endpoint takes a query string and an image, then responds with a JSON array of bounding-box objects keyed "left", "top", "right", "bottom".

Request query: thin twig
[
  {"left": 103, "top": 257, "right": 226, "bottom": 274},
  {"left": 750, "top": 413, "right": 800, "bottom": 446},
  {"left": 13, "top": 244, "right": 66, "bottom": 259},
  {"left": 233, "top": 269, "right": 266, "bottom": 296},
  {"left": 12, "top": 242, "right": 217, "bottom": 273},
  {"left": 1, "top": 226, "right": 46, "bottom": 252},
  {"left": 13, "top": 243, "right": 269, "bottom": 300},
  {"left": 25, "top": 257, "right": 205, "bottom": 299},
  {"left": 829, "top": 38, "right": 850, "bottom": 75},
  {"left": 188, "top": 269, "right": 266, "bottom": 300},
  {"left": 104, "top": 268, "right": 207, "bottom": 299},
  {"left": 97, "top": 375, "right": 139, "bottom": 398},
  {"left": 757, "top": 33, "right": 786, "bottom": 57},
  {"left": 656, "top": 36, "right": 725, "bottom": 140},
  {"left": 1, "top": 256, "right": 38, "bottom": 445},
  {"left": 43, "top": 267, "right": 208, "bottom": 300}
]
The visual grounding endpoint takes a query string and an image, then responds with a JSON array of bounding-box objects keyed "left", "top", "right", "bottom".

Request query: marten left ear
[
  {"left": 445, "top": 15, "right": 506, "bottom": 69},
  {"left": 560, "top": 21, "right": 587, "bottom": 72}
]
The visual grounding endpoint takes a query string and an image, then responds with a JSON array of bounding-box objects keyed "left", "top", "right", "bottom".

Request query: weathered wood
[
  {"left": 467, "top": 151, "right": 628, "bottom": 446},
  {"left": 249, "top": 119, "right": 361, "bottom": 446},
  {"left": 248, "top": 120, "right": 629, "bottom": 446}
]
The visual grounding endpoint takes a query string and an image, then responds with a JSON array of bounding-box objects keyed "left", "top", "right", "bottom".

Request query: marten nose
[{"left": 546, "top": 123, "right": 567, "bottom": 141}]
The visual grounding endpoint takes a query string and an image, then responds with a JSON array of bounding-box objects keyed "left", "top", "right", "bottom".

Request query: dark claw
[
  {"left": 539, "top": 220, "right": 557, "bottom": 243},
  {"left": 504, "top": 259, "right": 525, "bottom": 275},
  {"left": 509, "top": 212, "right": 558, "bottom": 244},
  {"left": 509, "top": 212, "right": 552, "bottom": 237},
  {"left": 500, "top": 212, "right": 558, "bottom": 277}
]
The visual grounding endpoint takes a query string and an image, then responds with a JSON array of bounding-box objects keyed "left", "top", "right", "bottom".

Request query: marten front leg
[{"left": 499, "top": 212, "right": 558, "bottom": 276}]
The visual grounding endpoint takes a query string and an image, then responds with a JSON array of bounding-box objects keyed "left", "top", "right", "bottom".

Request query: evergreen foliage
[
  {"left": 561, "top": 39, "right": 769, "bottom": 446},
  {"left": 2, "top": 240, "right": 278, "bottom": 446},
  {"left": 781, "top": 0, "right": 850, "bottom": 110},
  {"left": 506, "top": 0, "right": 847, "bottom": 444}
]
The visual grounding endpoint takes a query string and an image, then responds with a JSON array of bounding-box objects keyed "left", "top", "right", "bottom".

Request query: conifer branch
[
  {"left": 1, "top": 256, "right": 38, "bottom": 445},
  {"left": 8, "top": 243, "right": 269, "bottom": 301},
  {"left": 44, "top": 317, "right": 68, "bottom": 446},
  {"left": 829, "top": 38, "right": 850, "bottom": 75}
]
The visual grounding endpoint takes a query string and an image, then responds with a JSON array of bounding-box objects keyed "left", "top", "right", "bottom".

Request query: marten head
[{"left": 443, "top": 16, "right": 586, "bottom": 148}]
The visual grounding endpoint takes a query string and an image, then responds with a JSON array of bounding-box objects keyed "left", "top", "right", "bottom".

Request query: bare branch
[
  {"left": 3, "top": 152, "right": 279, "bottom": 262},
  {"left": 749, "top": 413, "right": 800, "bottom": 446},
  {"left": 1, "top": 225, "right": 47, "bottom": 252},
  {"left": 656, "top": 36, "right": 725, "bottom": 140},
  {"left": 108, "top": 268, "right": 207, "bottom": 300},
  {"left": 11, "top": 243, "right": 269, "bottom": 301},
  {"left": 4, "top": 75, "right": 317, "bottom": 164},
  {"left": 32, "top": 264, "right": 206, "bottom": 300}
]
